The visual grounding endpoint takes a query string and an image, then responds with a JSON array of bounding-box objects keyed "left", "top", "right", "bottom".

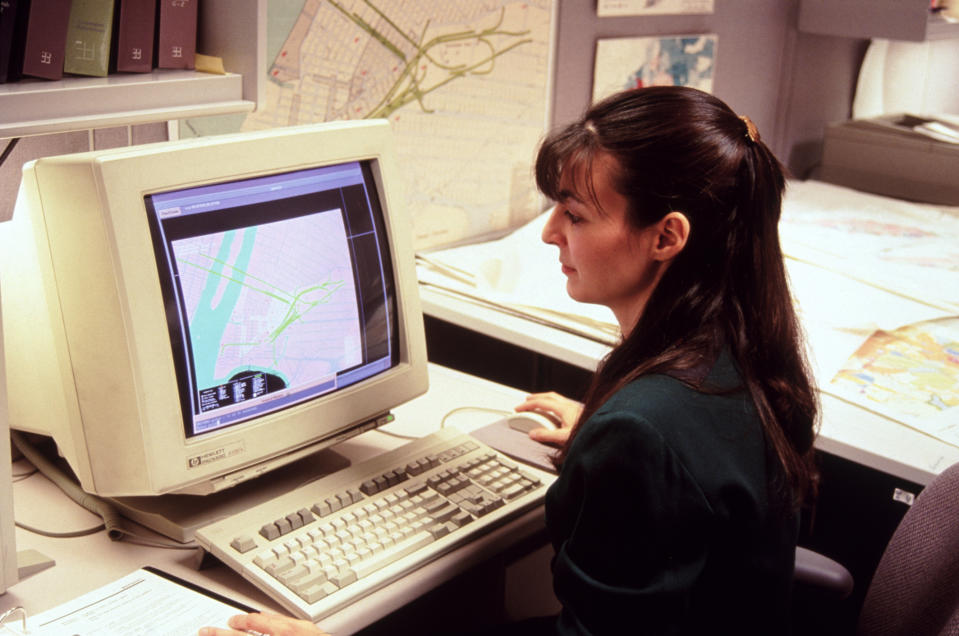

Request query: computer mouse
[{"left": 504, "top": 411, "right": 559, "bottom": 434}]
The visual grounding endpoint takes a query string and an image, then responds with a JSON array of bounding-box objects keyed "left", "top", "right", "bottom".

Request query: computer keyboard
[{"left": 195, "top": 427, "right": 555, "bottom": 622}]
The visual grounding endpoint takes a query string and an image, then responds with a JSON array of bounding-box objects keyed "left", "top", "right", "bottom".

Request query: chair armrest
[{"left": 794, "top": 546, "right": 854, "bottom": 599}]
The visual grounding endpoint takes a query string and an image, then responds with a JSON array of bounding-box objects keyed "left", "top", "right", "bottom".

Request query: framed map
[
  {"left": 233, "top": 0, "right": 556, "bottom": 251},
  {"left": 597, "top": 0, "right": 714, "bottom": 17},
  {"left": 592, "top": 34, "right": 716, "bottom": 103}
]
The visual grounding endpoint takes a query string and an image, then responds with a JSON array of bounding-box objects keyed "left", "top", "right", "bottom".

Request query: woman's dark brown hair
[{"left": 536, "top": 86, "right": 819, "bottom": 505}]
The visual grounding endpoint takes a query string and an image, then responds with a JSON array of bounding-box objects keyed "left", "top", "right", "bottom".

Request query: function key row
[{"left": 257, "top": 487, "right": 364, "bottom": 542}]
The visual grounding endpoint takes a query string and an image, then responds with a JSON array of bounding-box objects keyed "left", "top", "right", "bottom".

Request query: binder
[
  {"left": 155, "top": 0, "right": 197, "bottom": 69},
  {"left": 0, "top": 0, "right": 29, "bottom": 83},
  {"left": 114, "top": 0, "right": 155, "bottom": 72},
  {"left": 20, "top": 0, "right": 72, "bottom": 80},
  {"left": 63, "top": 0, "right": 117, "bottom": 77},
  {"left": 0, "top": 0, "right": 30, "bottom": 84}
]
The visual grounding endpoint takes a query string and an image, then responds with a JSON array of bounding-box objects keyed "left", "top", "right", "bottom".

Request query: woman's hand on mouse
[{"left": 515, "top": 392, "right": 582, "bottom": 444}]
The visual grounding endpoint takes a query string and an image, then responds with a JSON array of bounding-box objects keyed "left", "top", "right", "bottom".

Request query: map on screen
[{"left": 172, "top": 211, "right": 362, "bottom": 431}]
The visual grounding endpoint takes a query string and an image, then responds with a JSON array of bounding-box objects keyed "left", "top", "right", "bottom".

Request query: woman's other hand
[{"left": 198, "top": 612, "right": 329, "bottom": 636}]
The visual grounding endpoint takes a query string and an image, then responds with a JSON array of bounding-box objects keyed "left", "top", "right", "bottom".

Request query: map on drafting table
[
  {"left": 780, "top": 180, "right": 959, "bottom": 313},
  {"left": 828, "top": 317, "right": 959, "bottom": 448},
  {"left": 236, "top": 0, "right": 555, "bottom": 251}
]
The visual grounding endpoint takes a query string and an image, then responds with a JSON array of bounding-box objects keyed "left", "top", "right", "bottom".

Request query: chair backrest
[{"left": 856, "top": 461, "right": 959, "bottom": 636}]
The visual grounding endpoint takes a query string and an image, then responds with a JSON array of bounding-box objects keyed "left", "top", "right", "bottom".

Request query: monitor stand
[{"left": 110, "top": 447, "right": 351, "bottom": 544}]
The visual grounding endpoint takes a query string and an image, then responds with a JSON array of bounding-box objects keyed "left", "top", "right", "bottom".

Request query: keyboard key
[
  {"left": 296, "top": 580, "right": 337, "bottom": 604},
  {"left": 430, "top": 504, "right": 459, "bottom": 524},
  {"left": 286, "top": 513, "right": 304, "bottom": 530},
  {"left": 231, "top": 535, "right": 257, "bottom": 553},
  {"left": 451, "top": 511, "right": 472, "bottom": 527},
  {"left": 501, "top": 484, "right": 526, "bottom": 500},
  {"left": 330, "top": 567, "right": 358, "bottom": 588},
  {"left": 428, "top": 523, "right": 453, "bottom": 539},
  {"left": 260, "top": 523, "right": 281, "bottom": 541}
]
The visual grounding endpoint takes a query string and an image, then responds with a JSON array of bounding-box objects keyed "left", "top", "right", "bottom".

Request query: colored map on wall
[
  {"left": 592, "top": 34, "right": 716, "bottom": 103},
  {"left": 829, "top": 318, "right": 959, "bottom": 447},
  {"left": 235, "top": 0, "right": 554, "bottom": 251}
]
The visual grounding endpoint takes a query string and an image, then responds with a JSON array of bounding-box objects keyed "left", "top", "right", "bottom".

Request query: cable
[
  {"left": 372, "top": 406, "right": 512, "bottom": 439},
  {"left": 0, "top": 138, "right": 20, "bottom": 168},
  {"left": 11, "top": 431, "right": 126, "bottom": 541},
  {"left": 15, "top": 520, "right": 105, "bottom": 538},
  {"left": 12, "top": 467, "right": 38, "bottom": 482},
  {"left": 372, "top": 428, "right": 419, "bottom": 441},
  {"left": 440, "top": 406, "right": 512, "bottom": 429}
]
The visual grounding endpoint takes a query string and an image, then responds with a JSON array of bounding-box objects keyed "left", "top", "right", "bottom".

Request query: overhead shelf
[
  {"left": 0, "top": 0, "right": 264, "bottom": 138},
  {"left": 0, "top": 71, "right": 251, "bottom": 138},
  {"left": 799, "top": 0, "right": 959, "bottom": 41}
]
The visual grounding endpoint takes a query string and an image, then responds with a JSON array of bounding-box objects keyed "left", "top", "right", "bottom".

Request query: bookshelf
[
  {"left": 0, "top": 0, "right": 265, "bottom": 138},
  {"left": 798, "top": 0, "right": 959, "bottom": 42}
]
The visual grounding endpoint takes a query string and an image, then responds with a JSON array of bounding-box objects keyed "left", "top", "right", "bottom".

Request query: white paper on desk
[
  {"left": 781, "top": 180, "right": 959, "bottom": 315},
  {"left": 419, "top": 211, "right": 619, "bottom": 339},
  {"left": 6, "top": 569, "right": 243, "bottom": 635}
]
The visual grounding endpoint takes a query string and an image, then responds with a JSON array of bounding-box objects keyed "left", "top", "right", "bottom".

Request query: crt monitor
[{"left": 0, "top": 120, "right": 428, "bottom": 500}]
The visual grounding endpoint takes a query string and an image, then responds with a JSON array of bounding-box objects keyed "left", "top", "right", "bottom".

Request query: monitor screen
[
  {"left": 0, "top": 120, "right": 428, "bottom": 503},
  {"left": 145, "top": 162, "right": 397, "bottom": 438}
]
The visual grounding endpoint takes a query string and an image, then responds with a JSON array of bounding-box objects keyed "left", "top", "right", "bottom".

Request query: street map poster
[{"left": 226, "top": 0, "right": 555, "bottom": 251}]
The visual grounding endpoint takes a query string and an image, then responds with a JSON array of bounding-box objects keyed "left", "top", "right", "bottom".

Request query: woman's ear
[{"left": 652, "top": 211, "right": 690, "bottom": 261}]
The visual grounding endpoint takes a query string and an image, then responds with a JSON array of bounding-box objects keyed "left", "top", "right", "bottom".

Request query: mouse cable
[{"left": 440, "top": 406, "right": 513, "bottom": 430}]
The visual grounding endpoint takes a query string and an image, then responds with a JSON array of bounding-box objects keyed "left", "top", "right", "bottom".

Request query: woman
[
  {"left": 200, "top": 86, "right": 818, "bottom": 635},
  {"left": 513, "top": 85, "right": 818, "bottom": 634}
]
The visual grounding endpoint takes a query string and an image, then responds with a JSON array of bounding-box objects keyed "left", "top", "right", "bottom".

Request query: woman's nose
[{"left": 541, "top": 206, "right": 563, "bottom": 246}]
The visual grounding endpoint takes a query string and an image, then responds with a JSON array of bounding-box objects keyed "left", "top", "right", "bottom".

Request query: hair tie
[{"left": 739, "top": 115, "right": 760, "bottom": 144}]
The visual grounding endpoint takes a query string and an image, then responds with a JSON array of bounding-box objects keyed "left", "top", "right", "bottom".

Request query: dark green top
[{"left": 544, "top": 354, "right": 798, "bottom": 635}]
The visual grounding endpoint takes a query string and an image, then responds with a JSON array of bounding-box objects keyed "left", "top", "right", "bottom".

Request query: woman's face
[{"left": 541, "top": 153, "right": 663, "bottom": 332}]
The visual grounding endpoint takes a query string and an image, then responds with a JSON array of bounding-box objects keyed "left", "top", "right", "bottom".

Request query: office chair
[{"left": 855, "top": 460, "right": 959, "bottom": 636}]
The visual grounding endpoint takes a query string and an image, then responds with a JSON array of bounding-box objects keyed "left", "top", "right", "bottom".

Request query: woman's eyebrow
[{"left": 557, "top": 188, "right": 582, "bottom": 203}]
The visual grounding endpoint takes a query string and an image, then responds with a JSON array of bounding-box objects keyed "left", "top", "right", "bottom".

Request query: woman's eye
[{"left": 564, "top": 210, "right": 582, "bottom": 224}]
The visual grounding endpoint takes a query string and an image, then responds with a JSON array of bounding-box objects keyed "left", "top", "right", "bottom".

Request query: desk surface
[
  {"left": 420, "top": 286, "right": 959, "bottom": 487},
  {"left": 2, "top": 364, "right": 545, "bottom": 633}
]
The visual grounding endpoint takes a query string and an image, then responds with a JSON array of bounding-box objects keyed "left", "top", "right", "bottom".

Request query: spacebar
[{"left": 351, "top": 531, "right": 435, "bottom": 580}]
